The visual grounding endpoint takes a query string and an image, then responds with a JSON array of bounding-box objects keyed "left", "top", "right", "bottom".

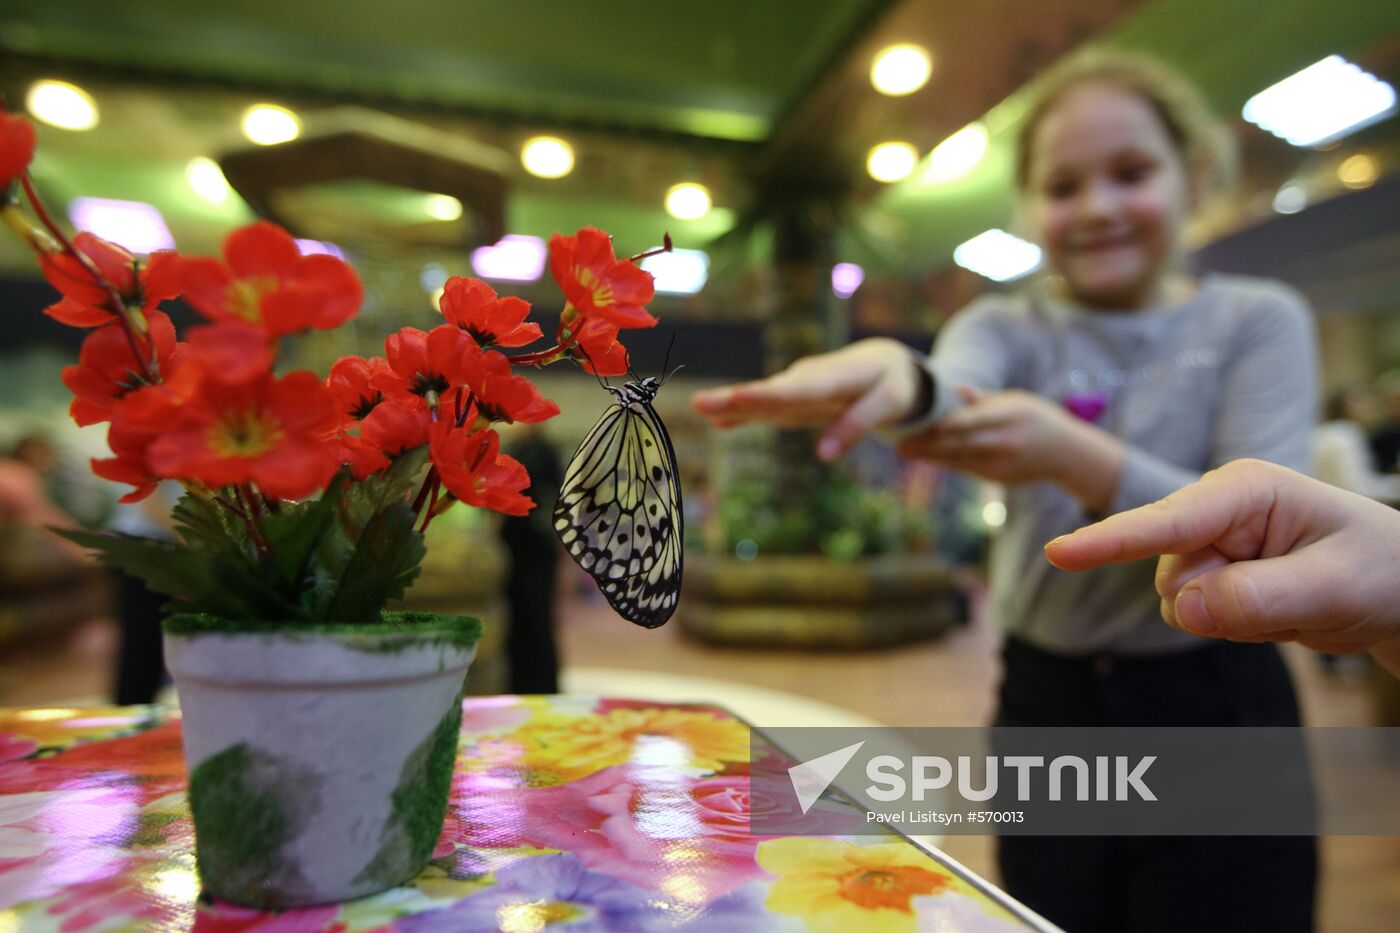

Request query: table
[{"left": 0, "top": 697, "right": 1050, "bottom": 931}]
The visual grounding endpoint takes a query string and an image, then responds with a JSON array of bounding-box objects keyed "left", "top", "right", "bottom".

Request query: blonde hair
[{"left": 1014, "top": 50, "right": 1237, "bottom": 205}]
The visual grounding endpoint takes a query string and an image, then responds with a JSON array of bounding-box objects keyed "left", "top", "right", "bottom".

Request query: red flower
[
  {"left": 327, "top": 355, "right": 392, "bottom": 424},
  {"left": 169, "top": 221, "right": 361, "bottom": 337},
  {"left": 378, "top": 325, "right": 482, "bottom": 403},
  {"left": 92, "top": 417, "right": 164, "bottom": 504},
  {"left": 60, "top": 311, "right": 183, "bottom": 426},
  {"left": 549, "top": 227, "right": 657, "bottom": 329},
  {"left": 40, "top": 236, "right": 180, "bottom": 328},
  {"left": 470, "top": 351, "right": 560, "bottom": 424},
  {"left": 571, "top": 317, "right": 630, "bottom": 377},
  {"left": 146, "top": 369, "right": 341, "bottom": 499},
  {"left": 184, "top": 321, "right": 274, "bottom": 387},
  {"left": 335, "top": 433, "right": 390, "bottom": 481},
  {"left": 359, "top": 398, "right": 432, "bottom": 459},
  {"left": 429, "top": 422, "right": 533, "bottom": 516},
  {"left": 0, "top": 109, "right": 35, "bottom": 186},
  {"left": 439, "top": 276, "right": 542, "bottom": 348}
]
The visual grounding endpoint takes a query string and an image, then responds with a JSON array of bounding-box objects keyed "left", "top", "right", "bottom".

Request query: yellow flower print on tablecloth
[
  {"left": 503, "top": 706, "right": 750, "bottom": 782},
  {"left": 757, "top": 837, "right": 957, "bottom": 933}
]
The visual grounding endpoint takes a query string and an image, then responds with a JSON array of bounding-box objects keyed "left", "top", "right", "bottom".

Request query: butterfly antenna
[
  {"left": 659, "top": 332, "right": 684, "bottom": 385},
  {"left": 575, "top": 344, "right": 611, "bottom": 391}
]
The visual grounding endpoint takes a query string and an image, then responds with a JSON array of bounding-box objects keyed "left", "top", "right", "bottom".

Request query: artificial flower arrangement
[{"left": 0, "top": 106, "right": 664, "bottom": 907}]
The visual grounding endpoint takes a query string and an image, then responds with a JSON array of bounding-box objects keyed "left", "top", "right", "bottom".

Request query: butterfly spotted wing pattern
[{"left": 554, "top": 377, "right": 683, "bottom": 628}]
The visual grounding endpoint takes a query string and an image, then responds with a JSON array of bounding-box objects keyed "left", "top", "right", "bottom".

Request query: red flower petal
[
  {"left": 251, "top": 438, "right": 339, "bottom": 501},
  {"left": 44, "top": 298, "right": 115, "bottom": 328},
  {"left": 0, "top": 110, "right": 36, "bottom": 186},
  {"left": 223, "top": 221, "right": 300, "bottom": 279},
  {"left": 185, "top": 323, "right": 274, "bottom": 386}
]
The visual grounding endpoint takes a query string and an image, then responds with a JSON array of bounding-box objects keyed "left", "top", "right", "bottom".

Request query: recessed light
[
  {"left": 867, "top": 142, "right": 918, "bottom": 183},
  {"left": 27, "top": 80, "right": 98, "bottom": 131},
  {"left": 871, "top": 45, "right": 932, "bottom": 96},
  {"left": 665, "top": 183, "right": 712, "bottom": 220},
  {"left": 242, "top": 104, "right": 301, "bottom": 146},
  {"left": 521, "top": 137, "right": 574, "bottom": 179}
]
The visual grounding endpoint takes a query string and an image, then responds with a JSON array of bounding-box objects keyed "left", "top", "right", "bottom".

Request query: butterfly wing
[{"left": 554, "top": 394, "right": 683, "bottom": 628}]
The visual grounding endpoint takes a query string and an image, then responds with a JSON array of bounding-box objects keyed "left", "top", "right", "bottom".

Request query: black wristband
[{"left": 898, "top": 356, "right": 935, "bottom": 425}]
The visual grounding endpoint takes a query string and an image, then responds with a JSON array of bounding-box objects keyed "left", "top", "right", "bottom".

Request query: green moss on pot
[
  {"left": 162, "top": 610, "right": 483, "bottom": 654},
  {"left": 188, "top": 743, "right": 319, "bottom": 908},
  {"left": 354, "top": 699, "right": 464, "bottom": 888}
]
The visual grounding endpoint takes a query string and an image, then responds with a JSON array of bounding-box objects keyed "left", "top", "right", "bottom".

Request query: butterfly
[{"left": 554, "top": 374, "right": 683, "bottom": 628}]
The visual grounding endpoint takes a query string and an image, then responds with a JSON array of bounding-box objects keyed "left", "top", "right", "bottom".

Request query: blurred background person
[
  {"left": 1313, "top": 385, "right": 1400, "bottom": 504},
  {"left": 500, "top": 423, "right": 564, "bottom": 694}
]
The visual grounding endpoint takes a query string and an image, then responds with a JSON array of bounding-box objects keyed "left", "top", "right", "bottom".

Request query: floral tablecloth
[{"left": 0, "top": 697, "right": 1045, "bottom": 931}]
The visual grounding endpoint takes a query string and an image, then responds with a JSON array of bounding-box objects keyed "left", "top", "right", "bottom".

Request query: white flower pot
[{"left": 163, "top": 612, "right": 480, "bottom": 909}]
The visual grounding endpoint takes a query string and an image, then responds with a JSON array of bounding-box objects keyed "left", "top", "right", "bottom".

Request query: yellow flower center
[
  {"left": 496, "top": 899, "right": 584, "bottom": 931},
  {"left": 574, "top": 265, "right": 614, "bottom": 308},
  {"left": 209, "top": 408, "right": 282, "bottom": 458},
  {"left": 837, "top": 865, "right": 949, "bottom": 912},
  {"left": 226, "top": 276, "right": 278, "bottom": 323}
]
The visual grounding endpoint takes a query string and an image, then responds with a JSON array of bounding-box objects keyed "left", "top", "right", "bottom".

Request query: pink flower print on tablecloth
[{"left": 508, "top": 765, "right": 780, "bottom": 901}]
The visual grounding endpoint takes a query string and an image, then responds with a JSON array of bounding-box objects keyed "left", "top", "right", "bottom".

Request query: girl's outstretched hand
[
  {"left": 898, "top": 387, "right": 1126, "bottom": 512},
  {"left": 1045, "top": 458, "right": 1400, "bottom": 672},
  {"left": 690, "top": 338, "right": 923, "bottom": 461}
]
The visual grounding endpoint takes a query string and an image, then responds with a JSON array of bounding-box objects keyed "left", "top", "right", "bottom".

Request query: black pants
[
  {"left": 995, "top": 636, "right": 1316, "bottom": 933},
  {"left": 504, "top": 544, "right": 559, "bottom": 694},
  {"left": 113, "top": 572, "right": 165, "bottom": 705}
]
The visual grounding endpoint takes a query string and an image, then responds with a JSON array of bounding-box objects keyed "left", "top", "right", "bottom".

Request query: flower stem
[{"left": 18, "top": 174, "right": 158, "bottom": 384}]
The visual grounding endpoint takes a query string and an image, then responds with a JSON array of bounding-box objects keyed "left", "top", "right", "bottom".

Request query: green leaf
[
  {"left": 259, "top": 471, "right": 348, "bottom": 588},
  {"left": 319, "top": 502, "right": 426, "bottom": 626},
  {"left": 172, "top": 492, "right": 248, "bottom": 554},
  {"left": 57, "top": 528, "right": 301, "bottom": 621},
  {"left": 304, "top": 448, "right": 430, "bottom": 624}
]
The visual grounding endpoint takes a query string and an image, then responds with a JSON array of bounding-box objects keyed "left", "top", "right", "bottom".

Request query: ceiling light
[
  {"left": 1242, "top": 56, "right": 1396, "bottom": 147},
  {"left": 867, "top": 142, "right": 918, "bottom": 183},
  {"left": 1337, "top": 153, "right": 1378, "bottom": 189},
  {"left": 185, "top": 157, "right": 231, "bottom": 205},
  {"left": 664, "top": 183, "right": 712, "bottom": 220},
  {"left": 26, "top": 80, "right": 98, "bottom": 131},
  {"left": 831, "top": 263, "right": 865, "bottom": 299},
  {"left": 1272, "top": 184, "right": 1306, "bottom": 214},
  {"left": 923, "top": 123, "right": 988, "bottom": 184},
  {"left": 471, "top": 234, "right": 548, "bottom": 282},
  {"left": 521, "top": 136, "right": 574, "bottom": 178},
  {"left": 871, "top": 44, "right": 932, "bottom": 96},
  {"left": 294, "top": 239, "right": 345, "bottom": 259},
  {"left": 952, "top": 229, "right": 1041, "bottom": 282},
  {"left": 423, "top": 193, "right": 463, "bottom": 221},
  {"left": 241, "top": 104, "right": 301, "bottom": 146},
  {"left": 68, "top": 198, "right": 174, "bottom": 254},
  {"left": 641, "top": 248, "right": 708, "bottom": 294}
]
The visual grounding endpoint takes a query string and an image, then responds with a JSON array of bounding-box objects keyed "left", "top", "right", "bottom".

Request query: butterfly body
[{"left": 554, "top": 376, "right": 683, "bottom": 628}]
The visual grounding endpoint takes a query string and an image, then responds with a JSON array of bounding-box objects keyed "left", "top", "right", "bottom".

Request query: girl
[{"left": 694, "top": 51, "right": 1317, "bottom": 933}]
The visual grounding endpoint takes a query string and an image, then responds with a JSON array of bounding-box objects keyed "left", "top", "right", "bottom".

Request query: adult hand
[
  {"left": 1045, "top": 458, "right": 1400, "bottom": 669},
  {"left": 691, "top": 338, "right": 922, "bottom": 461}
]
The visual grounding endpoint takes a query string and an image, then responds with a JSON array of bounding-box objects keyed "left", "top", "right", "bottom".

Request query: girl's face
[{"left": 1023, "top": 83, "right": 1194, "bottom": 310}]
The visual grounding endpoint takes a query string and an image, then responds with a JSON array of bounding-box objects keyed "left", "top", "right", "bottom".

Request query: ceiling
[{"left": 2, "top": 0, "right": 1398, "bottom": 321}]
